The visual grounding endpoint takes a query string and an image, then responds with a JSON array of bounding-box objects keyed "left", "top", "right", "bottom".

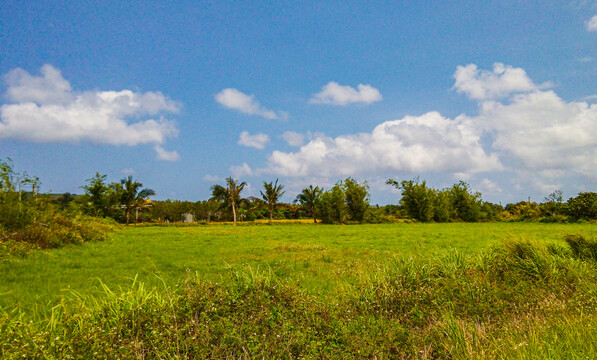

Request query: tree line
[
  {"left": 2, "top": 158, "right": 597, "bottom": 229},
  {"left": 74, "top": 172, "right": 597, "bottom": 225}
]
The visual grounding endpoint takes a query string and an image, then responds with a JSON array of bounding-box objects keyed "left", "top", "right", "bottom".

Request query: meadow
[{"left": 2, "top": 222, "right": 597, "bottom": 358}]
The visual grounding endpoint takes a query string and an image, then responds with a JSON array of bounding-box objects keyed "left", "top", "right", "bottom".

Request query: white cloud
[
  {"left": 0, "top": 65, "right": 180, "bottom": 160},
  {"left": 587, "top": 15, "right": 597, "bottom": 31},
  {"left": 254, "top": 63, "right": 597, "bottom": 198},
  {"left": 281, "top": 131, "right": 305, "bottom": 147},
  {"left": 477, "top": 90, "right": 597, "bottom": 177},
  {"left": 582, "top": 94, "right": 597, "bottom": 101},
  {"left": 202, "top": 174, "right": 222, "bottom": 182},
  {"left": 230, "top": 162, "right": 253, "bottom": 177},
  {"left": 477, "top": 178, "right": 502, "bottom": 195},
  {"left": 238, "top": 131, "right": 269, "bottom": 149},
  {"left": 121, "top": 168, "right": 136, "bottom": 175},
  {"left": 264, "top": 111, "right": 502, "bottom": 177},
  {"left": 453, "top": 63, "right": 541, "bottom": 100},
  {"left": 215, "top": 88, "right": 283, "bottom": 119},
  {"left": 154, "top": 145, "right": 180, "bottom": 162},
  {"left": 310, "top": 82, "right": 382, "bottom": 106}
]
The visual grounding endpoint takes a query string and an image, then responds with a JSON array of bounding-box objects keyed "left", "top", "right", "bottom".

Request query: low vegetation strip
[{"left": 2, "top": 236, "right": 597, "bottom": 359}]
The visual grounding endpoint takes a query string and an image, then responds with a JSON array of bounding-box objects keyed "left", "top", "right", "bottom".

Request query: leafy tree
[
  {"left": 319, "top": 184, "right": 347, "bottom": 224},
  {"left": 449, "top": 181, "right": 482, "bottom": 222},
  {"left": 480, "top": 202, "right": 503, "bottom": 222},
  {"left": 114, "top": 176, "right": 156, "bottom": 224},
  {"left": 294, "top": 185, "right": 323, "bottom": 223},
  {"left": 81, "top": 173, "right": 116, "bottom": 217},
  {"left": 210, "top": 177, "right": 247, "bottom": 226},
  {"left": 567, "top": 192, "right": 597, "bottom": 221},
  {"left": 260, "top": 179, "right": 285, "bottom": 223},
  {"left": 433, "top": 189, "right": 452, "bottom": 222},
  {"left": 386, "top": 177, "right": 435, "bottom": 222},
  {"left": 541, "top": 189, "right": 566, "bottom": 219},
  {"left": 343, "top": 178, "right": 370, "bottom": 223}
]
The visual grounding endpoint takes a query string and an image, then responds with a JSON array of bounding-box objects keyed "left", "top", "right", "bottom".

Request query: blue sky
[{"left": 1, "top": 0, "right": 597, "bottom": 204}]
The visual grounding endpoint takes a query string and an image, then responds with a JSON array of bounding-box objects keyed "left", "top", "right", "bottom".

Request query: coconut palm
[
  {"left": 260, "top": 179, "right": 285, "bottom": 223},
  {"left": 116, "top": 176, "right": 156, "bottom": 224},
  {"left": 294, "top": 185, "right": 322, "bottom": 223},
  {"left": 210, "top": 177, "right": 247, "bottom": 225}
]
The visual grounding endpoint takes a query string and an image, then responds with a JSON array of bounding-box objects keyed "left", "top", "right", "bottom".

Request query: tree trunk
[
  {"left": 269, "top": 206, "right": 273, "bottom": 223},
  {"left": 312, "top": 208, "right": 317, "bottom": 223},
  {"left": 232, "top": 201, "right": 237, "bottom": 226}
]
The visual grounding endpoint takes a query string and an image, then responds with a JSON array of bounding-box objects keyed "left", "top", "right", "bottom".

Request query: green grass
[
  {"left": 2, "top": 223, "right": 597, "bottom": 358},
  {"left": 1, "top": 222, "right": 595, "bottom": 316}
]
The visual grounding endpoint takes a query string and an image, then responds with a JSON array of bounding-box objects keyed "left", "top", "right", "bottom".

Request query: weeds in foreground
[{"left": 2, "top": 236, "right": 597, "bottom": 359}]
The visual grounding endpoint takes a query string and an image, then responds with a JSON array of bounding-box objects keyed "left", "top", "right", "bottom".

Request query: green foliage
[
  {"left": 567, "top": 192, "right": 597, "bottom": 221},
  {"left": 433, "top": 189, "right": 452, "bottom": 222},
  {"left": 294, "top": 185, "right": 323, "bottom": 223},
  {"left": 115, "top": 176, "right": 156, "bottom": 224},
  {"left": 211, "top": 177, "right": 247, "bottom": 225},
  {"left": 540, "top": 189, "right": 566, "bottom": 220},
  {"left": 0, "top": 160, "right": 118, "bottom": 257},
  {"left": 342, "top": 178, "right": 370, "bottom": 223},
  {"left": 387, "top": 177, "right": 435, "bottom": 222},
  {"left": 79, "top": 172, "right": 116, "bottom": 218},
  {"left": 319, "top": 184, "right": 347, "bottom": 224},
  {"left": 449, "top": 181, "right": 482, "bottom": 222},
  {"left": 260, "top": 179, "right": 285, "bottom": 223}
]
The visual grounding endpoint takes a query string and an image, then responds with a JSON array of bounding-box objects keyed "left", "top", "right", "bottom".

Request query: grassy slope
[{"left": 1, "top": 222, "right": 594, "bottom": 315}]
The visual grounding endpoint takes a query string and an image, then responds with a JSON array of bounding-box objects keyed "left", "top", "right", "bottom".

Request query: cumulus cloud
[
  {"left": 453, "top": 63, "right": 542, "bottom": 100},
  {"left": 238, "top": 131, "right": 269, "bottom": 149},
  {"left": 281, "top": 131, "right": 305, "bottom": 147},
  {"left": 154, "top": 145, "right": 180, "bottom": 162},
  {"left": 0, "top": 65, "right": 180, "bottom": 160},
  {"left": 230, "top": 162, "right": 253, "bottom": 177},
  {"left": 255, "top": 62, "right": 597, "bottom": 196},
  {"left": 264, "top": 112, "right": 502, "bottom": 178},
  {"left": 310, "top": 82, "right": 382, "bottom": 106},
  {"left": 215, "top": 88, "right": 284, "bottom": 119},
  {"left": 477, "top": 90, "right": 597, "bottom": 177},
  {"left": 587, "top": 15, "right": 597, "bottom": 31},
  {"left": 477, "top": 178, "right": 502, "bottom": 195},
  {"left": 202, "top": 174, "right": 222, "bottom": 182}
]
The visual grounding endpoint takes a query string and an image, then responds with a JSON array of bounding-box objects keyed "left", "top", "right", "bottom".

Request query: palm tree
[
  {"left": 260, "top": 179, "right": 285, "bottom": 223},
  {"left": 294, "top": 185, "right": 322, "bottom": 223},
  {"left": 210, "top": 177, "right": 247, "bottom": 225},
  {"left": 116, "top": 176, "right": 156, "bottom": 224}
]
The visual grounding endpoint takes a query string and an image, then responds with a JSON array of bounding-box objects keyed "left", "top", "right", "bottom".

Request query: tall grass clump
[
  {"left": 2, "top": 235, "right": 597, "bottom": 358},
  {"left": 565, "top": 234, "right": 597, "bottom": 261}
]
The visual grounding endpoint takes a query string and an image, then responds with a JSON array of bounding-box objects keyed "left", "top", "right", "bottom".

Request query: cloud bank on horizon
[
  {"left": 228, "top": 63, "right": 597, "bottom": 196},
  {"left": 0, "top": 65, "right": 181, "bottom": 161}
]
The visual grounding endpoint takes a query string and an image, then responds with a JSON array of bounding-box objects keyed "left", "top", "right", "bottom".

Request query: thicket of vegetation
[
  {"left": 0, "top": 159, "right": 116, "bottom": 257},
  {"left": 2, "top": 235, "right": 597, "bottom": 358}
]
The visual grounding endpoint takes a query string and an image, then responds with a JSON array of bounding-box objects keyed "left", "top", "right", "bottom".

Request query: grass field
[
  {"left": 2, "top": 222, "right": 594, "bottom": 314},
  {"left": 2, "top": 222, "right": 597, "bottom": 358}
]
